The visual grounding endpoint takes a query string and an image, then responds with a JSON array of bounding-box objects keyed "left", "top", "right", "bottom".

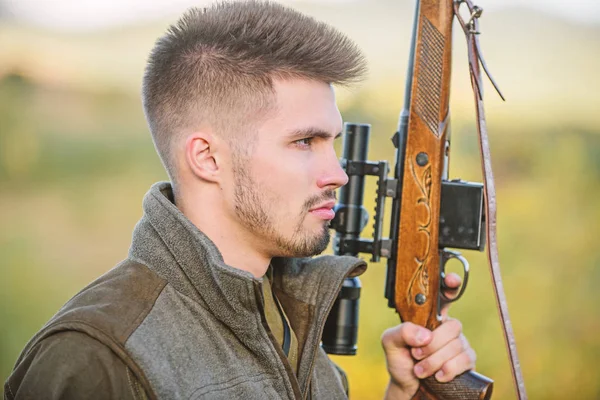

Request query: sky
[{"left": 3, "top": 0, "right": 600, "bottom": 31}]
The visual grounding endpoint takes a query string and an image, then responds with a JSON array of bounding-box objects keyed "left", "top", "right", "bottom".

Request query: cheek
[
  {"left": 253, "top": 151, "right": 313, "bottom": 204},
  {"left": 258, "top": 149, "right": 312, "bottom": 184}
]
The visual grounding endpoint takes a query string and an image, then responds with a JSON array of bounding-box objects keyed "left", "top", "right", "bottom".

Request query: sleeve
[{"left": 4, "top": 331, "right": 148, "bottom": 400}]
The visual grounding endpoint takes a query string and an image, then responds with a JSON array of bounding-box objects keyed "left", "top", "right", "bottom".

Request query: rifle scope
[{"left": 322, "top": 123, "right": 370, "bottom": 355}]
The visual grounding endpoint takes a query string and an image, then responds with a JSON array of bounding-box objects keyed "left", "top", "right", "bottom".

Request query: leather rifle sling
[{"left": 453, "top": 1, "right": 528, "bottom": 399}]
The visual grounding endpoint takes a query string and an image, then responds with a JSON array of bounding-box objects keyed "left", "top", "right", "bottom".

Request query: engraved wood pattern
[
  {"left": 414, "top": 17, "right": 445, "bottom": 137},
  {"left": 406, "top": 161, "right": 432, "bottom": 307}
]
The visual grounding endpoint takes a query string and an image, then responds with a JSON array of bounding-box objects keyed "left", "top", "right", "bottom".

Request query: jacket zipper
[{"left": 253, "top": 281, "right": 303, "bottom": 399}]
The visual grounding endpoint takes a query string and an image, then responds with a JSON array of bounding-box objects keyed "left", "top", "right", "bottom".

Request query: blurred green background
[{"left": 1, "top": 0, "right": 599, "bottom": 398}]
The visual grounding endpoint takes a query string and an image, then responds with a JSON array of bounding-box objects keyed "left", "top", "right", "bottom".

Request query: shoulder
[
  {"left": 7, "top": 259, "right": 165, "bottom": 400},
  {"left": 40, "top": 258, "right": 167, "bottom": 346},
  {"left": 4, "top": 331, "right": 148, "bottom": 400}
]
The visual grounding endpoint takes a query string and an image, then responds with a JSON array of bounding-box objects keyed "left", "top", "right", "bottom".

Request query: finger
[
  {"left": 433, "top": 347, "right": 477, "bottom": 383},
  {"left": 440, "top": 273, "right": 463, "bottom": 320},
  {"left": 412, "top": 335, "right": 471, "bottom": 379},
  {"left": 381, "top": 322, "right": 433, "bottom": 352},
  {"left": 443, "top": 272, "right": 462, "bottom": 290},
  {"left": 442, "top": 272, "right": 462, "bottom": 300},
  {"left": 410, "top": 318, "right": 462, "bottom": 360}
]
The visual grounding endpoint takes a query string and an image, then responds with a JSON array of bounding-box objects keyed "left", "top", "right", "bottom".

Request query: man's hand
[{"left": 380, "top": 273, "right": 476, "bottom": 400}]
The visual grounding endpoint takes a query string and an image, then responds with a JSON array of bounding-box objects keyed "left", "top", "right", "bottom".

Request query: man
[{"left": 5, "top": 2, "right": 476, "bottom": 399}]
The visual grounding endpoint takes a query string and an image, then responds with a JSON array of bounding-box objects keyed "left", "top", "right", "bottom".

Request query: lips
[{"left": 309, "top": 200, "right": 336, "bottom": 220}]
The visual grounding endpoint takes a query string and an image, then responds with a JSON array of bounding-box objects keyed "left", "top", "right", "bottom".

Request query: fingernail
[
  {"left": 435, "top": 370, "right": 445, "bottom": 381},
  {"left": 413, "top": 348, "right": 423, "bottom": 358},
  {"left": 414, "top": 365, "right": 424, "bottom": 378}
]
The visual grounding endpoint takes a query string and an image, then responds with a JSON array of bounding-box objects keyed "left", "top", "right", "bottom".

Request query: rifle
[{"left": 323, "top": 0, "right": 527, "bottom": 399}]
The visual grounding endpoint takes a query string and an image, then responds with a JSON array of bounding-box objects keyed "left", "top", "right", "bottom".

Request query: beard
[{"left": 232, "top": 159, "right": 333, "bottom": 258}]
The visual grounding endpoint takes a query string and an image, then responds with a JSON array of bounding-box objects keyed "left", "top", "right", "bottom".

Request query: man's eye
[{"left": 295, "top": 137, "right": 313, "bottom": 147}]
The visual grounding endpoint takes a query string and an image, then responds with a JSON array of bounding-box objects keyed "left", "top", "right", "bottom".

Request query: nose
[{"left": 316, "top": 147, "right": 348, "bottom": 190}]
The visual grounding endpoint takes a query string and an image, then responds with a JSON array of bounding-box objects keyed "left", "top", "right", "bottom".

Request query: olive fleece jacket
[{"left": 5, "top": 182, "right": 367, "bottom": 399}]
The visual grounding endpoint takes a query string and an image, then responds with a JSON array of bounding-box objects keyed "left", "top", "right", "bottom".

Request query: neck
[{"left": 176, "top": 186, "right": 270, "bottom": 278}]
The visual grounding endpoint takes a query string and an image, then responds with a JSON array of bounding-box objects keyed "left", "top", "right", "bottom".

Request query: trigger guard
[{"left": 440, "top": 249, "right": 470, "bottom": 303}]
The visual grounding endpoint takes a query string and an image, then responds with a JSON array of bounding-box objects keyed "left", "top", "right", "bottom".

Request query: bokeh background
[{"left": 1, "top": 0, "right": 599, "bottom": 398}]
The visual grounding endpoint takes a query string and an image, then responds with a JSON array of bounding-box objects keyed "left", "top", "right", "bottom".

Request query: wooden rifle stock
[{"left": 391, "top": 0, "right": 493, "bottom": 398}]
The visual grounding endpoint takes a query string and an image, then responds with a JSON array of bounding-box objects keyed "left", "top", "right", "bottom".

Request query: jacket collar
[{"left": 129, "top": 182, "right": 367, "bottom": 391}]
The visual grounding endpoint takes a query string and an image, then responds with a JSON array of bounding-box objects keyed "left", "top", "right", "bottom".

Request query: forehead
[{"left": 258, "top": 78, "right": 343, "bottom": 137}]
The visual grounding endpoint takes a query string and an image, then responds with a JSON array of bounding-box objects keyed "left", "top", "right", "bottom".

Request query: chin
[{"left": 274, "top": 228, "right": 331, "bottom": 258}]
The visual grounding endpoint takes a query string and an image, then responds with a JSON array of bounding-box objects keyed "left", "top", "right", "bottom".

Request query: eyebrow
[{"left": 285, "top": 127, "right": 342, "bottom": 140}]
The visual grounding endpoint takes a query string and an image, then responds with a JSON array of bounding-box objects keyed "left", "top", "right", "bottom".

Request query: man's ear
[{"left": 184, "top": 132, "right": 221, "bottom": 183}]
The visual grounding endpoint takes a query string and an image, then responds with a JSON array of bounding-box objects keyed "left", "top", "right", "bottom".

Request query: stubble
[{"left": 232, "top": 156, "right": 333, "bottom": 257}]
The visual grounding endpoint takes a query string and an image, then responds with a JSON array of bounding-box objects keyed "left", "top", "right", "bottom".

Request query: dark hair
[{"left": 142, "top": 0, "right": 367, "bottom": 184}]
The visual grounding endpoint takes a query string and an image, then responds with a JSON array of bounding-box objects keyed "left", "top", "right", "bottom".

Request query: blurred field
[{"left": 1, "top": 1, "right": 599, "bottom": 399}]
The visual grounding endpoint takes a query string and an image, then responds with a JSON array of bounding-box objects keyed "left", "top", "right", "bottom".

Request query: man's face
[{"left": 229, "top": 78, "right": 348, "bottom": 258}]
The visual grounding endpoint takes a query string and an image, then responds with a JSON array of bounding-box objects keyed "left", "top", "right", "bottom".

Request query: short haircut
[{"left": 142, "top": 0, "right": 367, "bottom": 185}]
